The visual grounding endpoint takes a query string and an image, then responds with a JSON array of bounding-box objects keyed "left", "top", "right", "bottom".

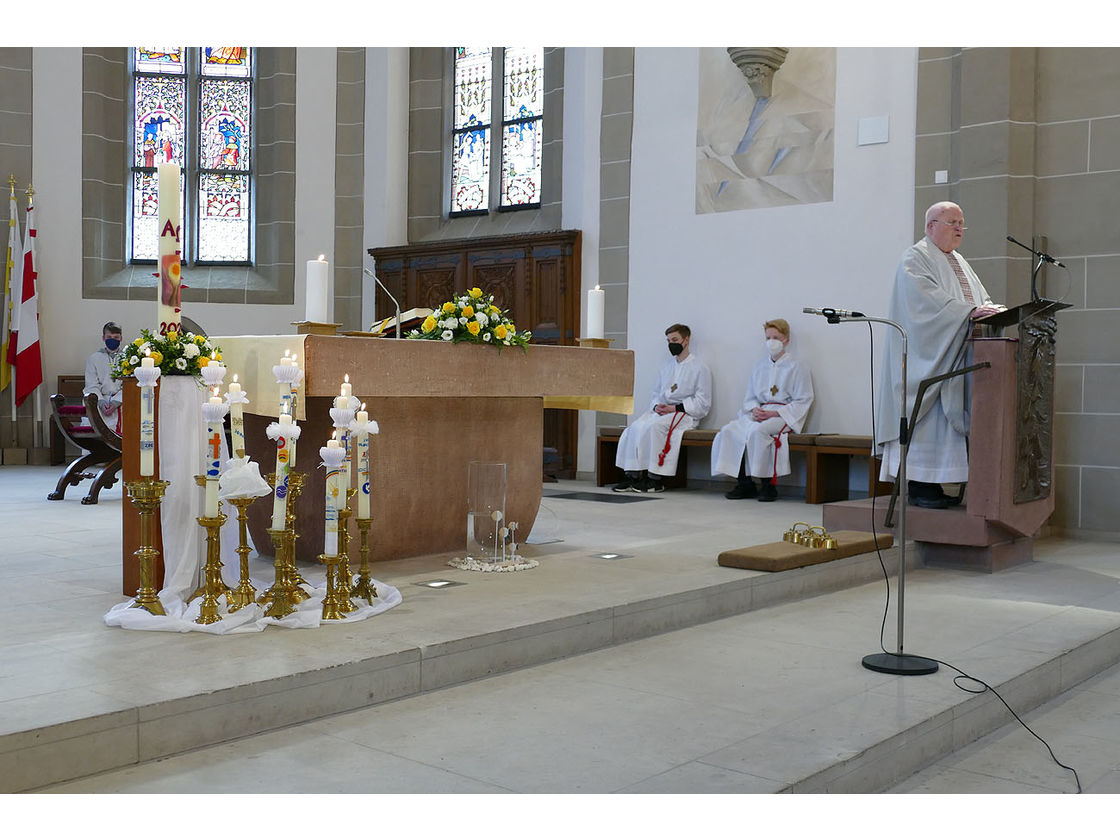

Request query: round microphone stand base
[{"left": 862, "top": 652, "right": 939, "bottom": 676}]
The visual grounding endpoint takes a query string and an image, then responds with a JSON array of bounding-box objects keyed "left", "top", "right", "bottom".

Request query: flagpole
[
  {"left": 27, "top": 184, "right": 40, "bottom": 449},
  {"left": 5, "top": 175, "right": 18, "bottom": 445}
]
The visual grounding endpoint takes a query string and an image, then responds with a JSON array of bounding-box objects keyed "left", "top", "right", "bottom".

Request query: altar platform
[{"left": 4, "top": 464, "right": 1120, "bottom": 795}]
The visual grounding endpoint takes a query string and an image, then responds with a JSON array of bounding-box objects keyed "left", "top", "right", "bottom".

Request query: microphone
[
  {"left": 363, "top": 267, "right": 402, "bottom": 338},
  {"left": 803, "top": 307, "right": 865, "bottom": 319},
  {"left": 1006, "top": 235, "right": 1066, "bottom": 268}
]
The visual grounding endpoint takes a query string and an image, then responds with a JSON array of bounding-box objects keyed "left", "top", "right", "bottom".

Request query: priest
[
  {"left": 613, "top": 323, "right": 712, "bottom": 493},
  {"left": 711, "top": 319, "right": 813, "bottom": 502},
  {"left": 875, "top": 201, "right": 1004, "bottom": 509}
]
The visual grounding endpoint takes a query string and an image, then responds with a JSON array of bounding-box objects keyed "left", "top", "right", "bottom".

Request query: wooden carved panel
[
  {"left": 370, "top": 231, "right": 582, "bottom": 477},
  {"left": 1013, "top": 313, "right": 1057, "bottom": 503}
]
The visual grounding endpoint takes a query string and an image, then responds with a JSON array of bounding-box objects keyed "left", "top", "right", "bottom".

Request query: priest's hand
[{"left": 971, "top": 304, "right": 1003, "bottom": 319}]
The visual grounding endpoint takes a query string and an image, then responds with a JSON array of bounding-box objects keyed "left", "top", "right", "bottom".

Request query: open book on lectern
[{"left": 973, "top": 298, "right": 1072, "bottom": 333}]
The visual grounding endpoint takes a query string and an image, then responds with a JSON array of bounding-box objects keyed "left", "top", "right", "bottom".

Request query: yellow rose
[
  {"left": 461, "top": 305, "right": 475, "bottom": 318},
  {"left": 198, "top": 356, "right": 211, "bottom": 368},
  {"left": 494, "top": 324, "right": 508, "bottom": 340},
  {"left": 422, "top": 315, "right": 438, "bottom": 333},
  {"left": 166, "top": 329, "right": 178, "bottom": 342},
  {"left": 488, "top": 305, "right": 500, "bottom": 315},
  {"left": 467, "top": 321, "right": 481, "bottom": 336},
  {"left": 469, "top": 287, "right": 482, "bottom": 299},
  {"left": 442, "top": 302, "right": 456, "bottom": 314},
  {"left": 214, "top": 352, "right": 222, "bottom": 361},
  {"left": 194, "top": 335, "right": 206, "bottom": 345},
  {"left": 149, "top": 350, "right": 163, "bottom": 365}
]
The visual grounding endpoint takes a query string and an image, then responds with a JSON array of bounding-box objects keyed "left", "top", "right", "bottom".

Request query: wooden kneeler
[{"left": 717, "top": 530, "right": 893, "bottom": 573}]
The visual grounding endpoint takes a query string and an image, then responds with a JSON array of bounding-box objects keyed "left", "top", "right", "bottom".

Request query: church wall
[{"left": 625, "top": 47, "right": 919, "bottom": 486}]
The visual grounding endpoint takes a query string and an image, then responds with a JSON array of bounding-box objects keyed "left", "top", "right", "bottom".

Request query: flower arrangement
[
  {"left": 111, "top": 327, "right": 224, "bottom": 381},
  {"left": 406, "top": 287, "right": 531, "bottom": 349}
]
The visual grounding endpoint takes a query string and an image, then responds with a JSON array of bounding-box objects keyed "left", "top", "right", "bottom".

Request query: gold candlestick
[
  {"left": 285, "top": 471, "right": 311, "bottom": 594},
  {"left": 188, "top": 475, "right": 231, "bottom": 605},
  {"left": 262, "top": 527, "right": 303, "bottom": 618},
  {"left": 351, "top": 517, "right": 378, "bottom": 604},
  {"left": 263, "top": 471, "right": 309, "bottom": 604},
  {"left": 195, "top": 512, "right": 229, "bottom": 625},
  {"left": 225, "top": 496, "right": 258, "bottom": 611},
  {"left": 318, "top": 553, "right": 347, "bottom": 620},
  {"left": 125, "top": 478, "right": 169, "bottom": 615},
  {"left": 335, "top": 488, "right": 357, "bottom": 613}
]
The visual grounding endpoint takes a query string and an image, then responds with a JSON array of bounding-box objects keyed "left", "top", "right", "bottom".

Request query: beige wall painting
[{"left": 696, "top": 47, "right": 836, "bottom": 213}]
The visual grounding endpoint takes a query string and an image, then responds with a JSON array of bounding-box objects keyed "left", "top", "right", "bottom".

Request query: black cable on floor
[{"left": 862, "top": 322, "right": 1082, "bottom": 794}]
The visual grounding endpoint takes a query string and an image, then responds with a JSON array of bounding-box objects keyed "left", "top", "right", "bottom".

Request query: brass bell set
[{"left": 783, "top": 522, "right": 839, "bottom": 550}]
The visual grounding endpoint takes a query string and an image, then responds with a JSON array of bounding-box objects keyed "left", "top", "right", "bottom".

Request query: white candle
[
  {"left": 157, "top": 162, "right": 182, "bottom": 335},
  {"left": 324, "top": 438, "right": 342, "bottom": 555},
  {"left": 271, "top": 413, "right": 293, "bottom": 531},
  {"left": 228, "top": 377, "right": 245, "bottom": 458},
  {"left": 139, "top": 357, "right": 156, "bottom": 477},
  {"left": 334, "top": 394, "right": 352, "bottom": 491},
  {"left": 204, "top": 395, "right": 222, "bottom": 518},
  {"left": 587, "top": 285, "right": 605, "bottom": 340},
  {"left": 356, "top": 408, "right": 370, "bottom": 519},
  {"left": 306, "top": 255, "right": 329, "bottom": 323},
  {"left": 340, "top": 375, "right": 351, "bottom": 400}
]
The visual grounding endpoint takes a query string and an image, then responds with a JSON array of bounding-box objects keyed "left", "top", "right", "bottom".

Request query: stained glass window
[
  {"left": 450, "top": 47, "right": 543, "bottom": 216},
  {"left": 451, "top": 47, "right": 493, "bottom": 214},
  {"left": 130, "top": 47, "right": 254, "bottom": 265},
  {"left": 500, "top": 47, "right": 543, "bottom": 208}
]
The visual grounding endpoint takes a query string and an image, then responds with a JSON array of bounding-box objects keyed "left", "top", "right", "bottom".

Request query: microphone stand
[
  {"left": 362, "top": 267, "right": 401, "bottom": 338},
  {"left": 808, "top": 310, "right": 938, "bottom": 676},
  {"left": 1006, "top": 235, "right": 1057, "bottom": 303}
]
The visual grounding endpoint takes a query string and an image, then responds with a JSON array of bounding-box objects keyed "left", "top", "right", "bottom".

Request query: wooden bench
[
  {"left": 595, "top": 426, "right": 892, "bottom": 503},
  {"left": 47, "top": 391, "right": 123, "bottom": 504}
]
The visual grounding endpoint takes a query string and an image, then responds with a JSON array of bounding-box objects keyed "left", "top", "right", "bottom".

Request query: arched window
[
  {"left": 130, "top": 47, "right": 254, "bottom": 265},
  {"left": 450, "top": 47, "right": 543, "bottom": 216}
]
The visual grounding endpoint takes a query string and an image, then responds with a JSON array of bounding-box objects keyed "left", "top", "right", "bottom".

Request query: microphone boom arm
[{"left": 363, "top": 267, "right": 401, "bottom": 338}]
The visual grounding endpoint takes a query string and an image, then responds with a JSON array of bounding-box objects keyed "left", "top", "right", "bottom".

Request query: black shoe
[
  {"left": 612, "top": 479, "right": 634, "bottom": 493},
  {"left": 758, "top": 482, "right": 777, "bottom": 502},
  {"left": 642, "top": 477, "right": 665, "bottom": 493},
  {"left": 725, "top": 482, "right": 756, "bottom": 500},
  {"left": 911, "top": 495, "right": 949, "bottom": 509}
]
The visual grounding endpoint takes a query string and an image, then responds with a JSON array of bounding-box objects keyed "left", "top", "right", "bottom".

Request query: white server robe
[
  {"left": 615, "top": 354, "right": 712, "bottom": 476},
  {"left": 711, "top": 352, "right": 813, "bottom": 480}
]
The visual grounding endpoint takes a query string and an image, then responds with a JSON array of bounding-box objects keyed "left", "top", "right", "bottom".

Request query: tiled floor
[{"left": 3, "top": 463, "right": 1120, "bottom": 801}]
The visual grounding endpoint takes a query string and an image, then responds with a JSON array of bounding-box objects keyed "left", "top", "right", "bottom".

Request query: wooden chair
[{"left": 47, "top": 392, "right": 123, "bottom": 504}]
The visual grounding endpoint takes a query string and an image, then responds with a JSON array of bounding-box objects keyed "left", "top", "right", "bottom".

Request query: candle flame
[
  {"left": 233, "top": 373, "right": 238, "bottom": 383},
  {"left": 344, "top": 373, "right": 350, "bottom": 383},
  {"left": 318, "top": 254, "right": 326, "bottom": 261},
  {"left": 284, "top": 349, "right": 290, "bottom": 358},
  {"left": 360, "top": 402, "right": 366, "bottom": 411},
  {"left": 595, "top": 284, "right": 600, "bottom": 291}
]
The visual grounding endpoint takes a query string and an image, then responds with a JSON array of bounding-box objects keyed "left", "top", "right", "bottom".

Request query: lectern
[{"left": 823, "top": 298, "right": 1070, "bottom": 571}]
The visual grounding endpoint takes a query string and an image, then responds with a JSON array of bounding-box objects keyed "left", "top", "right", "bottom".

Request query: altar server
[
  {"left": 711, "top": 319, "right": 813, "bottom": 502},
  {"left": 84, "top": 321, "right": 125, "bottom": 433},
  {"left": 614, "top": 324, "right": 712, "bottom": 493},
  {"left": 875, "top": 201, "right": 1004, "bottom": 509}
]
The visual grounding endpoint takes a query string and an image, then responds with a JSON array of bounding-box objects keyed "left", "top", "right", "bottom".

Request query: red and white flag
[
  {"left": 1, "top": 186, "right": 22, "bottom": 394},
  {"left": 13, "top": 202, "right": 41, "bottom": 407}
]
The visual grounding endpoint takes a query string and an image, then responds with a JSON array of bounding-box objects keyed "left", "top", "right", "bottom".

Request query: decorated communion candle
[
  {"left": 139, "top": 356, "right": 156, "bottom": 477},
  {"left": 228, "top": 376, "right": 245, "bottom": 458},
  {"left": 357, "top": 408, "right": 370, "bottom": 519},
  {"left": 306, "top": 255, "right": 329, "bottom": 323},
  {"left": 340, "top": 375, "right": 351, "bottom": 400},
  {"left": 334, "top": 394, "right": 352, "bottom": 489},
  {"left": 324, "top": 438, "right": 342, "bottom": 555},
  {"left": 587, "top": 285, "right": 605, "bottom": 340},
  {"left": 271, "top": 413, "right": 293, "bottom": 530},
  {"left": 204, "top": 393, "right": 223, "bottom": 517}
]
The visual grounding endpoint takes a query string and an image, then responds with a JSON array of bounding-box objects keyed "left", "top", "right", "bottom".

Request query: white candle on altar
[
  {"left": 356, "top": 407, "right": 370, "bottom": 519},
  {"left": 204, "top": 393, "right": 222, "bottom": 518},
  {"left": 228, "top": 376, "right": 245, "bottom": 458},
  {"left": 157, "top": 162, "right": 182, "bottom": 335},
  {"left": 587, "top": 285, "right": 605, "bottom": 340},
  {"left": 306, "top": 255, "right": 329, "bottom": 323},
  {"left": 340, "top": 375, "right": 351, "bottom": 400},
  {"left": 271, "top": 413, "right": 293, "bottom": 531},
  {"left": 324, "top": 437, "right": 342, "bottom": 556},
  {"left": 139, "top": 356, "right": 156, "bottom": 477}
]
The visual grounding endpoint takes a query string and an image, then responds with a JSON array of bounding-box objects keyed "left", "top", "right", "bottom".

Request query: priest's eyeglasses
[{"left": 933, "top": 219, "right": 968, "bottom": 230}]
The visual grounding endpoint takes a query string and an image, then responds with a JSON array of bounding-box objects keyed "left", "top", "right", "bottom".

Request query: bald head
[{"left": 925, "top": 201, "right": 966, "bottom": 253}]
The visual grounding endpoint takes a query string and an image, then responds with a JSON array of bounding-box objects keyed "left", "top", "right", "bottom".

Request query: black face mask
[
  {"left": 668, "top": 342, "right": 684, "bottom": 357},
  {"left": 105, "top": 337, "right": 122, "bottom": 352}
]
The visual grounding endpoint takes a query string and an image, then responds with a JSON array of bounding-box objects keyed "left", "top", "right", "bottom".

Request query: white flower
[
  {"left": 459, "top": 316, "right": 468, "bottom": 325},
  {"left": 175, "top": 357, "right": 188, "bottom": 370},
  {"left": 139, "top": 342, "right": 151, "bottom": 355},
  {"left": 483, "top": 332, "right": 492, "bottom": 342},
  {"left": 476, "top": 311, "right": 489, "bottom": 326},
  {"left": 442, "top": 318, "right": 457, "bottom": 330},
  {"left": 129, "top": 355, "right": 140, "bottom": 366},
  {"left": 183, "top": 343, "right": 200, "bottom": 359},
  {"left": 441, "top": 330, "right": 453, "bottom": 341}
]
